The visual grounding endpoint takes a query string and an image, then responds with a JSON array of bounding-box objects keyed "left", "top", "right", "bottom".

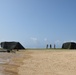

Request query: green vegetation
[
  {"left": 25, "top": 47, "right": 76, "bottom": 50},
  {"left": 26, "top": 48, "right": 64, "bottom": 50}
]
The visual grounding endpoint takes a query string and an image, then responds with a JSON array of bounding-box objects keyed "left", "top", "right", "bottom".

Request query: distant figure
[
  {"left": 54, "top": 44, "right": 56, "bottom": 49},
  {"left": 50, "top": 44, "right": 52, "bottom": 48},
  {"left": 46, "top": 44, "right": 48, "bottom": 49}
]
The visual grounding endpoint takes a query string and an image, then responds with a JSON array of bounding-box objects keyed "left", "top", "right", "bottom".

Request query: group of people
[{"left": 46, "top": 44, "right": 56, "bottom": 49}]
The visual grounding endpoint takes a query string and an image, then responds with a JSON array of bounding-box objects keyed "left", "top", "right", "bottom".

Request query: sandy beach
[{"left": 0, "top": 49, "right": 76, "bottom": 75}]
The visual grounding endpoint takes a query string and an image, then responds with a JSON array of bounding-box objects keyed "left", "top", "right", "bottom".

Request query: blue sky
[{"left": 0, "top": 0, "right": 76, "bottom": 48}]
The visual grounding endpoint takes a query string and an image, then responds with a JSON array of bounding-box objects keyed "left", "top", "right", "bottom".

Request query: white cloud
[
  {"left": 44, "top": 38, "right": 47, "bottom": 41},
  {"left": 44, "top": 38, "right": 49, "bottom": 44},
  {"left": 63, "top": 40, "right": 76, "bottom": 43},
  {"left": 30, "top": 37, "right": 39, "bottom": 44},
  {"left": 30, "top": 37, "right": 37, "bottom": 41},
  {"left": 30, "top": 37, "right": 40, "bottom": 48},
  {"left": 71, "top": 40, "right": 76, "bottom": 42},
  {"left": 55, "top": 40, "right": 61, "bottom": 44}
]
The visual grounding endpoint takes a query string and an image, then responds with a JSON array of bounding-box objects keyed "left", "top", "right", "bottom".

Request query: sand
[
  {"left": 18, "top": 50, "right": 76, "bottom": 75},
  {"left": 0, "top": 49, "right": 76, "bottom": 75}
]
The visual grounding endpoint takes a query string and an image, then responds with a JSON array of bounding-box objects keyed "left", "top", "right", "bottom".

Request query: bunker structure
[
  {"left": 1, "top": 42, "right": 25, "bottom": 52},
  {"left": 62, "top": 42, "right": 76, "bottom": 49}
]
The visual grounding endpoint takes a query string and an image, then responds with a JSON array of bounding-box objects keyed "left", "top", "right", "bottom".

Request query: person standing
[
  {"left": 54, "top": 44, "right": 56, "bottom": 49},
  {"left": 50, "top": 44, "right": 52, "bottom": 48},
  {"left": 46, "top": 44, "right": 48, "bottom": 49}
]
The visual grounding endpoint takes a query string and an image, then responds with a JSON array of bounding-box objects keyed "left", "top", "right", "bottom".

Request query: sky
[{"left": 0, "top": 0, "right": 76, "bottom": 48}]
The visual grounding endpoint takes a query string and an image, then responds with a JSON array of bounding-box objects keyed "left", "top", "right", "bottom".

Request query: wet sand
[
  {"left": 1, "top": 49, "right": 76, "bottom": 75},
  {"left": 0, "top": 50, "right": 27, "bottom": 75}
]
